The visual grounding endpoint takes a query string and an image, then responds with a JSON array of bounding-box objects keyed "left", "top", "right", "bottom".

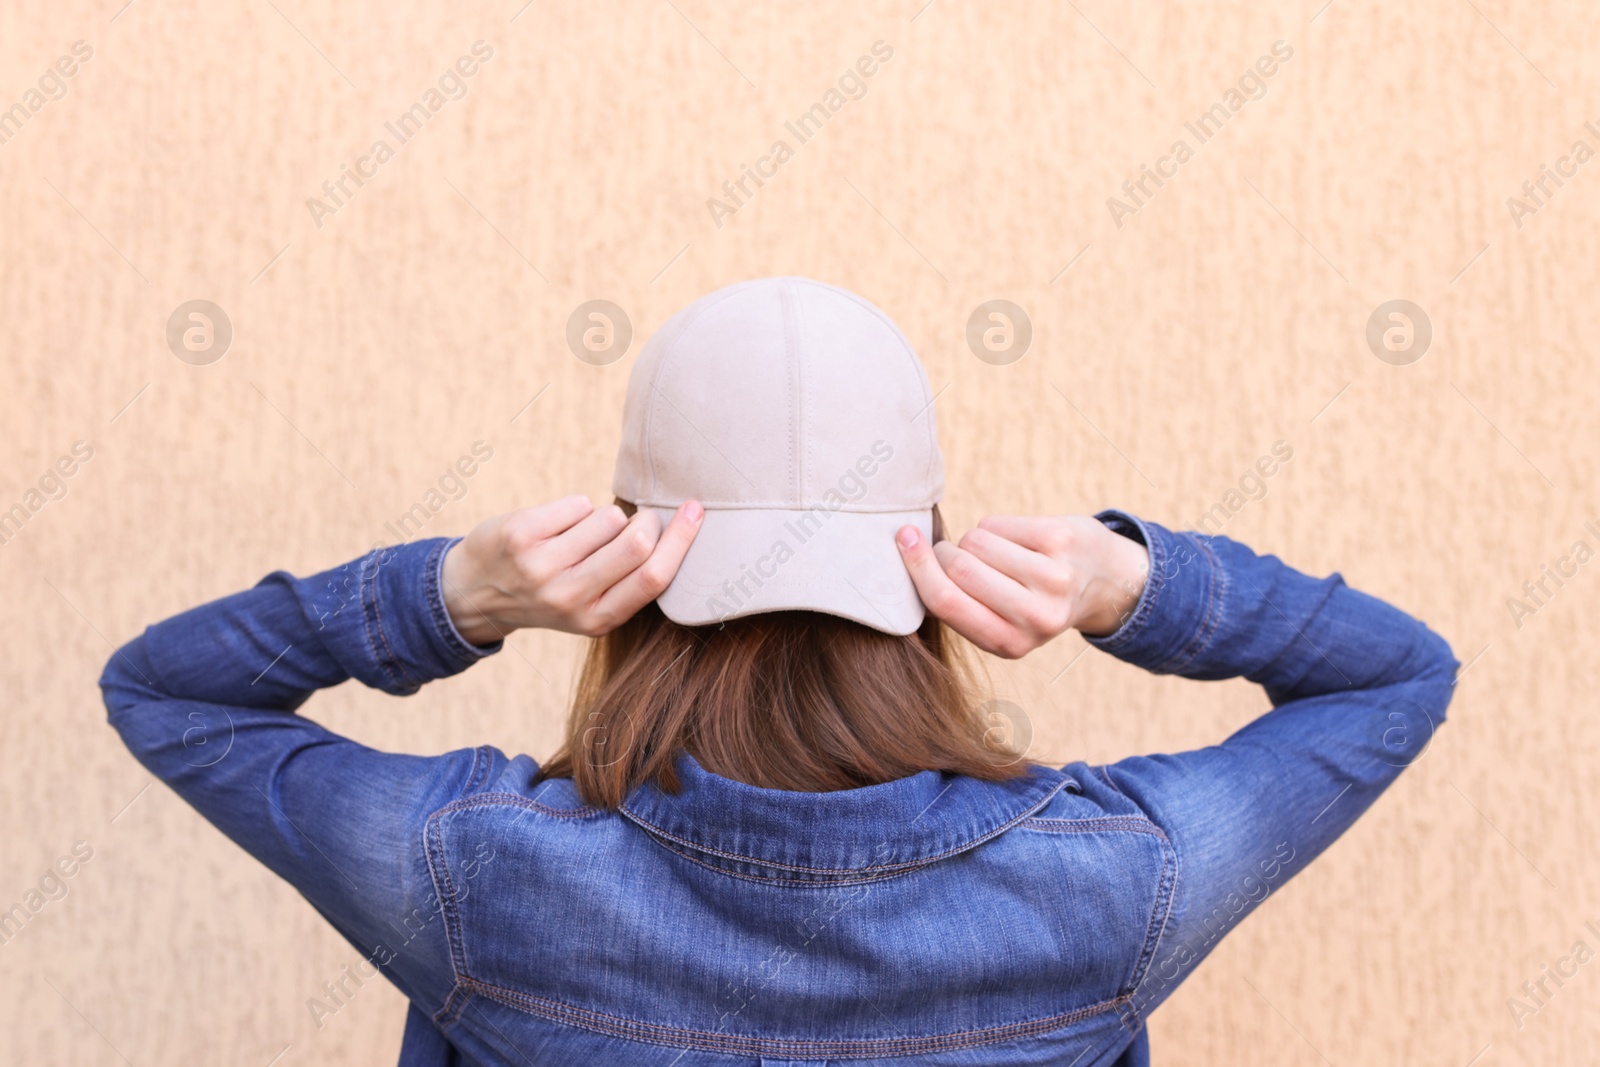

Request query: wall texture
[{"left": 2, "top": 0, "right": 1597, "bottom": 1063}]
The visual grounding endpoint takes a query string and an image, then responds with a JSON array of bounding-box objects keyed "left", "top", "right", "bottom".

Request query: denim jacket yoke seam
[
  {"left": 447, "top": 973, "right": 1133, "bottom": 1059},
  {"left": 615, "top": 771, "right": 1073, "bottom": 877}
]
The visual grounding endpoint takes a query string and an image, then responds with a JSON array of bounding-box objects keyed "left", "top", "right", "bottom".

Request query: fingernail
[
  {"left": 897, "top": 526, "right": 920, "bottom": 549},
  {"left": 684, "top": 500, "right": 703, "bottom": 523}
]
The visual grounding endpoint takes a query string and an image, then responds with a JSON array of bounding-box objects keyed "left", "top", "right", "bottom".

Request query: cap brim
[{"left": 643, "top": 506, "right": 932, "bottom": 636}]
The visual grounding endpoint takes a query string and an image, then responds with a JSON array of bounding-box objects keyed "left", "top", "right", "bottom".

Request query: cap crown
[{"left": 613, "top": 277, "right": 944, "bottom": 512}]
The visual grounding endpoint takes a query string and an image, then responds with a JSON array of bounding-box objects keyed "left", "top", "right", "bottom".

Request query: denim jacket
[{"left": 101, "top": 511, "right": 1457, "bottom": 1066}]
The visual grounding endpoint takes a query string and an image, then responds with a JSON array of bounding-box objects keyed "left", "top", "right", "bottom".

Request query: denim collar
[{"left": 619, "top": 754, "right": 1073, "bottom": 880}]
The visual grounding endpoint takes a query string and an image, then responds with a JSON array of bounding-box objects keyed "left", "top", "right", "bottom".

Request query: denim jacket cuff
[
  {"left": 295, "top": 537, "right": 501, "bottom": 696},
  {"left": 1084, "top": 509, "right": 1222, "bottom": 675},
  {"left": 429, "top": 537, "right": 506, "bottom": 663}
]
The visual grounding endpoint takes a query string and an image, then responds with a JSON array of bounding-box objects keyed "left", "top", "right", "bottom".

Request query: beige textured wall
[{"left": 2, "top": 0, "right": 1597, "bottom": 1063}]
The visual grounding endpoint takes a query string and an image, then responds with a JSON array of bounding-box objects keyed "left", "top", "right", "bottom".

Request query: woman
[{"left": 103, "top": 278, "right": 1457, "bottom": 1065}]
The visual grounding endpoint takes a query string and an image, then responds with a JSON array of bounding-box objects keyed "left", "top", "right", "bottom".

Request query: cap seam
[
  {"left": 641, "top": 282, "right": 772, "bottom": 504},
  {"left": 782, "top": 278, "right": 942, "bottom": 501},
  {"left": 782, "top": 279, "right": 801, "bottom": 506},
  {"left": 632, "top": 500, "right": 939, "bottom": 512}
]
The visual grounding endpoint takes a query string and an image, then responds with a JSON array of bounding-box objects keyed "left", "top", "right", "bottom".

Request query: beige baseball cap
[{"left": 612, "top": 277, "right": 944, "bottom": 635}]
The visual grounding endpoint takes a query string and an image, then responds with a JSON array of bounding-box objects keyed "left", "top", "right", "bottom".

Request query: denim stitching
[
  {"left": 437, "top": 985, "right": 470, "bottom": 1027},
  {"left": 1019, "top": 812, "right": 1176, "bottom": 1028},
  {"left": 1189, "top": 538, "right": 1229, "bottom": 669},
  {"left": 428, "top": 779, "right": 1114, "bottom": 1048},
  {"left": 428, "top": 538, "right": 493, "bottom": 665},
  {"left": 1125, "top": 857, "right": 1181, "bottom": 1024},
  {"left": 1019, "top": 815, "right": 1168, "bottom": 838},
  {"left": 427, "top": 749, "right": 502, "bottom": 1023},
  {"left": 355, "top": 561, "right": 390, "bottom": 688},
  {"left": 1120, "top": 826, "right": 1177, "bottom": 1025},
  {"left": 1085, "top": 512, "right": 1165, "bottom": 654},
  {"left": 619, "top": 816, "right": 930, "bottom": 875},
  {"left": 424, "top": 540, "right": 460, "bottom": 663},
  {"left": 424, "top": 811, "right": 471, "bottom": 1026},
  {"left": 643, "top": 832, "right": 929, "bottom": 888},
  {"left": 363, "top": 554, "right": 401, "bottom": 689},
  {"left": 455, "top": 974, "right": 1127, "bottom": 1058},
  {"left": 618, "top": 775, "right": 1071, "bottom": 876},
  {"left": 1047, "top": 766, "right": 1177, "bottom": 1030},
  {"left": 463, "top": 746, "right": 491, "bottom": 795},
  {"left": 431, "top": 791, "right": 608, "bottom": 821},
  {"left": 364, "top": 550, "right": 422, "bottom": 692},
  {"left": 1151, "top": 535, "right": 1226, "bottom": 676},
  {"left": 1121, "top": 521, "right": 1166, "bottom": 636}
]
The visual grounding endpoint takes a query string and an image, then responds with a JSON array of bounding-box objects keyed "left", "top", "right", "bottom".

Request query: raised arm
[
  {"left": 99, "top": 534, "right": 501, "bottom": 1012},
  {"left": 100, "top": 495, "right": 703, "bottom": 1014},
  {"left": 1079, "top": 512, "right": 1457, "bottom": 1015},
  {"left": 898, "top": 508, "right": 1458, "bottom": 1016}
]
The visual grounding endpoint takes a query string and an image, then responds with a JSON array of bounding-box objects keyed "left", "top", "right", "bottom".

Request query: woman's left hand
[{"left": 896, "top": 513, "right": 1149, "bottom": 659}]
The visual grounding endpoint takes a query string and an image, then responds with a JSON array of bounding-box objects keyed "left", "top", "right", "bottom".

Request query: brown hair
[{"left": 534, "top": 504, "right": 1034, "bottom": 807}]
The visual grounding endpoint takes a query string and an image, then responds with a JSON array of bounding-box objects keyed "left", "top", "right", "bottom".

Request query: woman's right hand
[
  {"left": 896, "top": 514, "right": 1150, "bottom": 659},
  {"left": 441, "top": 494, "right": 704, "bottom": 645}
]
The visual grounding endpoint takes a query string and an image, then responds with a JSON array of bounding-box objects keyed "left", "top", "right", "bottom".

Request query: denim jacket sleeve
[
  {"left": 1082, "top": 510, "right": 1458, "bottom": 1018},
  {"left": 98, "top": 538, "right": 502, "bottom": 1018}
]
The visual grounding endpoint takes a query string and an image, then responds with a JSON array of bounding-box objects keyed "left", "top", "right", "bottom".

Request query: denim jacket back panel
[{"left": 422, "top": 759, "right": 1172, "bottom": 1065}]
